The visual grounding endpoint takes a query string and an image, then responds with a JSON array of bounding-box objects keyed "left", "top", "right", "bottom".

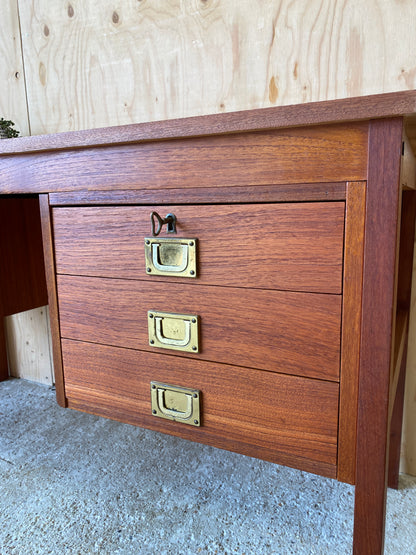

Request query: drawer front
[
  {"left": 52, "top": 202, "right": 344, "bottom": 294},
  {"left": 62, "top": 339, "right": 339, "bottom": 472},
  {"left": 57, "top": 275, "right": 341, "bottom": 381}
]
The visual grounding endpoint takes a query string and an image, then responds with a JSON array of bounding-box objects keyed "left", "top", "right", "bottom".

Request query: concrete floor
[{"left": 0, "top": 378, "right": 415, "bottom": 555}]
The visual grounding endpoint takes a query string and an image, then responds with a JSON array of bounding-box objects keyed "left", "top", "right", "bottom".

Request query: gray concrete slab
[{"left": 0, "top": 379, "right": 415, "bottom": 554}]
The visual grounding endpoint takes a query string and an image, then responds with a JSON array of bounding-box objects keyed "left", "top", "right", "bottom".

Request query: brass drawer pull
[
  {"left": 155, "top": 316, "right": 191, "bottom": 347},
  {"left": 148, "top": 311, "right": 199, "bottom": 352},
  {"left": 158, "top": 388, "right": 192, "bottom": 419},
  {"left": 152, "top": 242, "right": 188, "bottom": 273},
  {"left": 151, "top": 382, "right": 201, "bottom": 426},
  {"left": 145, "top": 237, "right": 197, "bottom": 277}
]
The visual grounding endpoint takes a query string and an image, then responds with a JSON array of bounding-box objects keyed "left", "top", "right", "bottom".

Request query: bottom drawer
[{"left": 61, "top": 339, "right": 339, "bottom": 478}]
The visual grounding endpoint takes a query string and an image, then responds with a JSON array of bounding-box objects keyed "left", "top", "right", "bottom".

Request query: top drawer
[{"left": 52, "top": 202, "right": 344, "bottom": 294}]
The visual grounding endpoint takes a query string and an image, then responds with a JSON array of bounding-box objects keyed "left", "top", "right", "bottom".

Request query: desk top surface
[{"left": 1, "top": 90, "right": 416, "bottom": 157}]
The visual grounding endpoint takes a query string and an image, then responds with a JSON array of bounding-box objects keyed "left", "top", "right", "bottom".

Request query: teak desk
[{"left": 1, "top": 92, "right": 416, "bottom": 554}]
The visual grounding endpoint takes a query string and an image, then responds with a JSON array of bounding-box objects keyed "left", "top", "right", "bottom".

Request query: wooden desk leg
[
  {"left": 353, "top": 118, "right": 403, "bottom": 554},
  {"left": 389, "top": 190, "right": 416, "bottom": 489},
  {"left": 388, "top": 346, "right": 408, "bottom": 489},
  {"left": 0, "top": 314, "right": 9, "bottom": 381}
]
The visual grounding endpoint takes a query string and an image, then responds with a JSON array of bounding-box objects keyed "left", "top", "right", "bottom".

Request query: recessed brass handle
[
  {"left": 157, "top": 389, "right": 193, "bottom": 419},
  {"left": 144, "top": 237, "right": 197, "bottom": 278},
  {"left": 151, "top": 381, "right": 201, "bottom": 426},
  {"left": 152, "top": 242, "right": 188, "bottom": 273},
  {"left": 148, "top": 311, "right": 199, "bottom": 353},
  {"left": 155, "top": 316, "right": 192, "bottom": 347}
]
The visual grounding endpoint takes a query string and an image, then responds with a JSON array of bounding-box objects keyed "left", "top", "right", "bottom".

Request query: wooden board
[
  {"left": 338, "top": 182, "right": 366, "bottom": 484},
  {"left": 0, "top": 123, "right": 368, "bottom": 194},
  {"left": 353, "top": 118, "right": 403, "bottom": 553},
  {"left": 62, "top": 338, "right": 339, "bottom": 477},
  {"left": 0, "top": 0, "right": 29, "bottom": 136},
  {"left": 56, "top": 275, "right": 341, "bottom": 382},
  {"left": 17, "top": 1, "right": 416, "bottom": 135},
  {"left": 49, "top": 183, "right": 347, "bottom": 205},
  {"left": 5, "top": 306, "right": 54, "bottom": 385},
  {"left": 39, "top": 194, "right": 66, "bottom": 406}
]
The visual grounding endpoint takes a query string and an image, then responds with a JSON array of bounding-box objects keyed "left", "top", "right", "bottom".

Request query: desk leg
[
  {"left": 0, "top": 315, "right": 9, "bottom": 381},
  {"left": 388, "top": 347, "right": 407, "bottom": 489},
  {"left": 353, "top": 118, "right": 403, "bottom": 554},
  {"left": 388, "top": 190, "right": 416, "bottom": 488}
]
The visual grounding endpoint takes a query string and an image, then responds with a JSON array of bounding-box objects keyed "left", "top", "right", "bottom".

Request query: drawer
[
  {"left": 56, "top": 275, "right": 341, "bottom": 381},
  {"left": 61, "top": 339, "right": 339, "bottom": 474},
  {"left": 52, "top": 202, "right": 345, "bottom": 294}
]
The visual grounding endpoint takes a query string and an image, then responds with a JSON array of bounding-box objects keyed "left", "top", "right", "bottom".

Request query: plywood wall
[
  {"left": 14, "top": 0, "right": 416, "bottom": 135},
  {"left": 5, "top": 307, "right": 54, "bottom": 386},
  {"left": 0, "top": 0, "right": 30, "bottom": 135},
  {"left": 1, "top": 0, "right": 416, "bottom": 474}
]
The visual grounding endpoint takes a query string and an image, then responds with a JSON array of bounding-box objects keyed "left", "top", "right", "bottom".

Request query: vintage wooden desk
[{"left": 1, "top": 91, "right": 416, "bottom": 553}]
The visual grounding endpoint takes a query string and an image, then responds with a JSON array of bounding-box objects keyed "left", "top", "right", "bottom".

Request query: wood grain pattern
[
  {"left": 52, "top": 202, "right": 345, "bottom": 294},
  {"left": 0, "top": 0, "right": 29, "bottom": 136},
  {"left": 5, "top": 306, "right": 53, "bottom": 385},
  {"left": 49, "top": 182, "right": 347, "bottom": 206},
  {"left": 56, "top": 275, "right": 341, "bottom": 382},
  {"left": 0, "top": 91, "right": 415, "bottom": 156},
  {"left": 62, "top": 338, "right": 339, "bottom": 475},
  {"left": 353, "top": 118, "right": 403, "bottom": 555},
  {"left": 16, "top": 1, "right": 416, "bottom": 136},
  {"left": 1, "top": 0, "right": 416, "bottom": 498},
  {"left": 337, "top": 181, "right": 366, "bottom": 485},
  {"left": 0, "top": 123, "right": 368, "bottom": 194}
]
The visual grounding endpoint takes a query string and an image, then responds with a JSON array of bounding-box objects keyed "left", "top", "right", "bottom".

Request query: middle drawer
[{"left": 56, "top": 275, "right": 341, "bottom": 381}]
